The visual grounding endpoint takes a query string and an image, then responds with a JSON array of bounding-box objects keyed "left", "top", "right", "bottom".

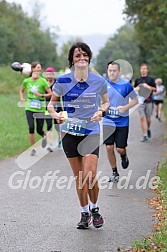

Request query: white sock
[
  {"left": 89, "top": 201, "right": 98, "bottom": 210},
  {"left": 81, "top": 204, "right": 89, "bottom": 213}
]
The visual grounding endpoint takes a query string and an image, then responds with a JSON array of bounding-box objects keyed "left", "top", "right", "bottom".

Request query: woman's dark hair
[
  {"left": 31, "top": 61, "right": 40, "bottom": 69},
  {"left": 29, "top": 61, "right": 40, "bottom": 76},
  {"left": 68, "top": 42, "right": 92, "bottom": 68}
]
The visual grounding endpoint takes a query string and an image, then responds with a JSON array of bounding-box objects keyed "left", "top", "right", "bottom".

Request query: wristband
[{"left": 99, "top": 109, "right": 106, "bottom": 117}]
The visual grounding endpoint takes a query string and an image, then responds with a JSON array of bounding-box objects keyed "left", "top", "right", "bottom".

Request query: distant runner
[
  {"left": 19, "top": 61, "right": 52, "bottom": 156},
  {"left": 134, "top": 63, "right": 156, "bottom": 142}
]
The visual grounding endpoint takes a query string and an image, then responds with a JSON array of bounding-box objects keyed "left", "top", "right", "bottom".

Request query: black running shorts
[
  {"left": 61, "top": 133, "right": 100, "bottom": 158},
  {"left": 103, "top": 125, "right": 129, "bottom": 148}
]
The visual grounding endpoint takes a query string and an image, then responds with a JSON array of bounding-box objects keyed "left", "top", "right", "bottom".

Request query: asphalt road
[{"left": 0, "top": 109, "right": 166, "bottom": 252}]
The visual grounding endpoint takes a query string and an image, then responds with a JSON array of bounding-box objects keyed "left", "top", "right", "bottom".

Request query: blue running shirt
[
  {"left": 102, "top": 78, "right": 137, "bottom": 127},
  {"left": 52, "top": 71, "right": 108, "bottom": 135}
]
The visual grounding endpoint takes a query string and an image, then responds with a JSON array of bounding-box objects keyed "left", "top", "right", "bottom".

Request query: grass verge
[
  {"left": 0, "top": 94, "right": 42, "bottom": 161},
  {"left": 123, "top": 99, "right": 167, "bottom": 252},
  {"left": 0, "top": 94, "right": 29, "bottom": 160}
]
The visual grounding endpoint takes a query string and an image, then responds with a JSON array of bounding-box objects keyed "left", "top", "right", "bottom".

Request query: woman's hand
[
  {"left": 20, "top": 98, "right": 26, "bottom": 103},
  {"left": 50, "top": 111, "right": 67, "bottom": 124},
  {"left": 117, "top": 106, "right": 126, "bottom": 114},
  {"left": 91, "top": 111, "right": 102, "bottom": 122},
  {"left": 33, "top": 91, "right": 42, "bottom": 97}
]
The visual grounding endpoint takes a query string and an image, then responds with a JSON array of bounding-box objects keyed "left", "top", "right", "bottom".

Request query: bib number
[
  {"left": 107, "top": 107, "right": 120, "bottom": 118},
  {"left": 61, "top": 118, "right": 87, "bottom": 136},
  {"left": 30, "top": 99, "right": 42, "bottom": 109}
]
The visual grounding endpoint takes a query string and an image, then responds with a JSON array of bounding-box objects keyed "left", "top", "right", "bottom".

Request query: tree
[
  {"left": 95, "top": 23, "right": 139, "bottom": 77},
  {"left": 124, "top": 0, "right": 167, "bottom": 85},
  {"left": 0, "top": 0, "right": 60, "bottom": 69}
]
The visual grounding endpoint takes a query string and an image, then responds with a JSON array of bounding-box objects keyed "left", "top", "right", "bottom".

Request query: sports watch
[{"left": 99, "top": 109, "right": 106, "bottom": 117}]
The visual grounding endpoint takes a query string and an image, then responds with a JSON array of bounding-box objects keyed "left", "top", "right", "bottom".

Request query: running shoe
[
  {"left": 147, "top": 128, "right": 151, "bottom": 138},
  {"left": 108, "top": 171, "right": 119, "bottom": 182},
  {"left": 30, "top": 149, "right": 36, "bottom": 156},
  {"left": 91, "top": 207, "right": 104, "bottom": 228},
  {"left": 47, "top": 145, "right": 53, "bottom": 152},
  {"left": 42, "top": 135, "right": 47, "bottom": 148},
  {"left": 141, "top": 136, "right": 148, "bottom": 142},
  {"left": 121, "top": 155, "right": 129, "bottom": 169},
  {"left": 58, "top": 140, "right": 62, "bottom": 149},
  {"left": 76, "top": 212, "right": 92, "bottom": 229}
]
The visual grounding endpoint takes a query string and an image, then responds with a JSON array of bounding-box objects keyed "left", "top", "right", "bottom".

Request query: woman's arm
[
  {"left": 33, "top": 87, "right": 52, "bottom": 98},
  {"left": 19, "top": 87, "right": 26, "bottom": 102},
  {"left": 91, "top": 92, "right": 110, "bottom": 121},
  {"left": 47, "top": 92, "right": 65, "bottom": 124}
]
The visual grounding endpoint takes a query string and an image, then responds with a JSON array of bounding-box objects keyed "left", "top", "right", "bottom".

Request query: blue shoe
[{"left": 141, "top": 136, "right": 148, "bottom": 142}]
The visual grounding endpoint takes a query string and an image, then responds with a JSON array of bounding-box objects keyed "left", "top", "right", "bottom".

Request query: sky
[{"left": 6, "top": 0, "right": 126, "bottom": 36}]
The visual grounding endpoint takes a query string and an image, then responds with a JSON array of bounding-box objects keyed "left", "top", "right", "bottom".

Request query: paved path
[{"left": 0, "top": 110, "right": 166, "bottom": 252}]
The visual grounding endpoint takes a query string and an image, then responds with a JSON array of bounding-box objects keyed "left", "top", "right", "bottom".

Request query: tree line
[
  {"left": 0, "top": 0, "right": 167, "bottom": 86},
  {"left": 96, "top": 0, "right": 167, "bottom": 86},
  {"left": 0, "top": 0, "right": 61, "bottom": 69}
]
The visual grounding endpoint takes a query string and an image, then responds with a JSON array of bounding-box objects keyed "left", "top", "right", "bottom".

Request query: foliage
[
  {"left": 0, "top": 0, "right": 60, "bottom": 69},
  {"left": 124, "top": 0, "right": 167, "bottom": 87},
  {"left": 95, "top": 23, "right": 140, "bottom": 77}
]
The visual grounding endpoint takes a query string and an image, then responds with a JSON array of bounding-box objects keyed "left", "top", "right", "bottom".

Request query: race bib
[
  {"left": 30, "top": 99, "right": 42, "bottom": 109},
  {"left": 61, "top": 118, "right": 87, "bottom": 136},
  {"left": 106, "top": 107, "right": 120, "bottom": 118}
]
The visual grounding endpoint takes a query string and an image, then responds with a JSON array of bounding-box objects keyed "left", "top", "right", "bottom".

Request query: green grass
[
  {"left": 129, "top": 163, "right": 167, "bottom": 252},
  {"left": 0, "top": 66, "right": 44, "bottom": 161},
  {"left": 0, "top": 66, "right": 24, "bottom": 94},
  {"left": 0, "top": 94, "right": 45, "bottom": 161},
  {"left": 125, "top": 99, "right": 167, "bottom": 252},
  {"left": 0, "top": 94, "right": 29, "bottom": 160},
  {"left": 164, "top": 99, "right": 167, "bottom": 140}
]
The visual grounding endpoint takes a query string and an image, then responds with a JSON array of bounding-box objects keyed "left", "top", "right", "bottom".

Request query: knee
[
  {"left": 140, "top": 116, "right": 145, "bottom": 122},
  {"left": 106, "top": 145, "right": 114, "bottom": 153},
  {"left": 116, "top": 147, "right": 125, "bottom": 155}
]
